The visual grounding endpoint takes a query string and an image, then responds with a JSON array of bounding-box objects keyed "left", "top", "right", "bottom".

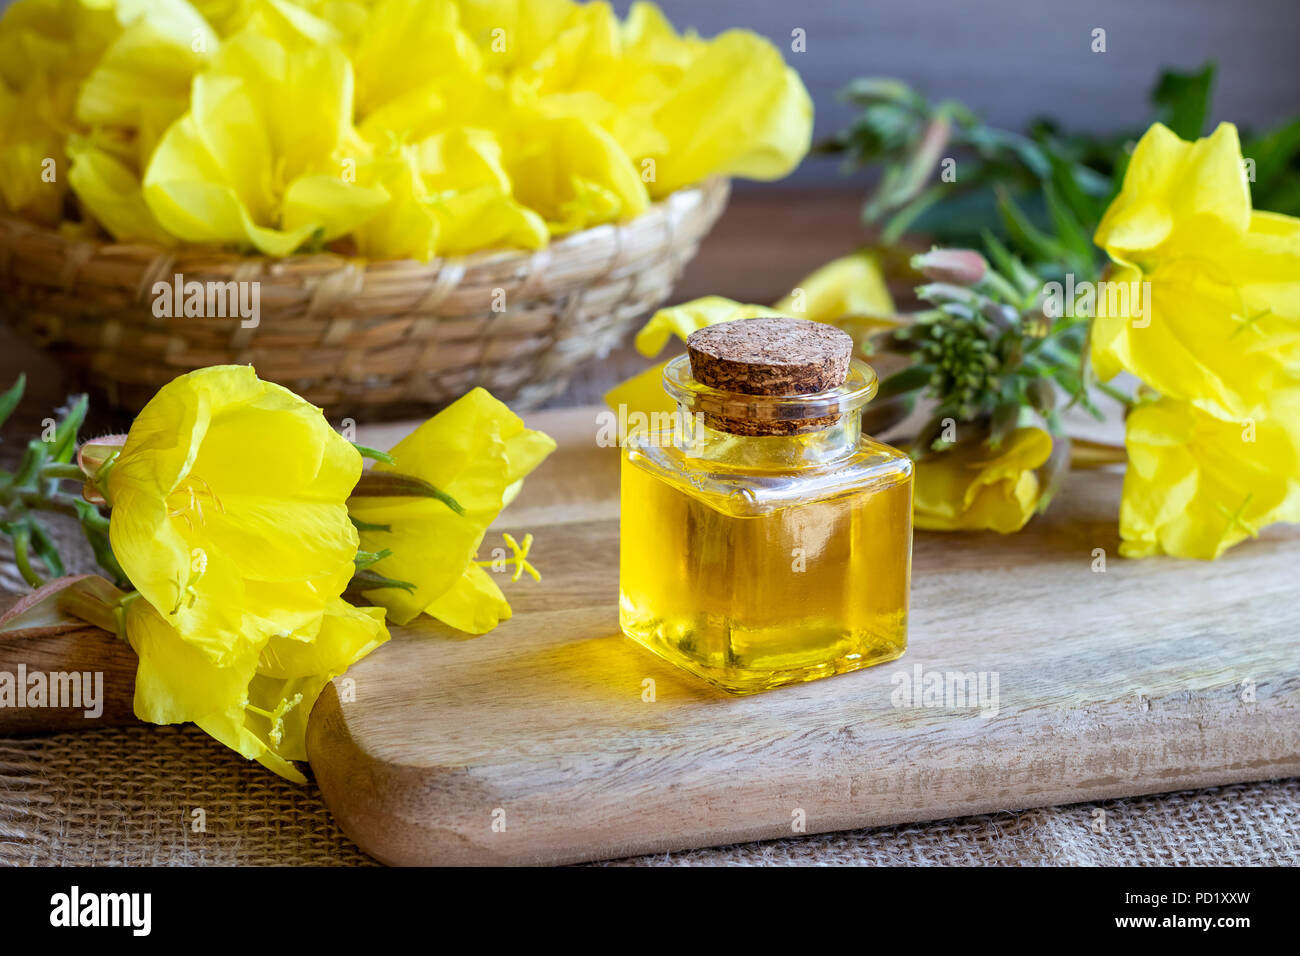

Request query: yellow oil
[{"left": 620, "top": 427, "right": 912, "bottom": 695}]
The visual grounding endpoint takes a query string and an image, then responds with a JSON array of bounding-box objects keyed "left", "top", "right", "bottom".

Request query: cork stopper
[{"left": 685, "top": 318, "right": 855, "bottom": 435}]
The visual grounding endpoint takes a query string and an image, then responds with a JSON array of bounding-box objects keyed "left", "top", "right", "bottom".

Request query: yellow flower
[
  {"left": 142, "top": 30, "right": 388, "bottom": 255},
  {"left": 0, "top": 84, "right": 68, "bottom": 225},
  {"left": 451, "top": 0, "right": 583, "bottom": 73},
  {"left": 640, "top": 26, "right": 812, "bottom": 197},
  {"left": 504, "top": 111, "right": 650, "bottom": 235},
  {"left": 913, "top": 427, "right": 1053, "bottom": 534},
  {"left": 75, "top": 0, "right": 214, "bottom": 138},
  {"left": 349, "top": 388, "right": 555, "bottom": 627},
  {"left": 105, "top": 365, "right": 362, "bottom": 664},
  {"left": 772, "top": 250, "right": 896, "bottom": 327},
  {"left": 66, "top": 133, "right": 175, "bottom": 244},
  {"left": 129, "top": 595, "right": 388, "bottom": 782},
  {"left": 1119, "top": 394, "right": 1300, "bottom": 559},
  {"left": 1091, "top": 122, "right": 1300, "bottom": 420},
  {"left": 348, "top": 0, "right": 481, "bottom": 122},
  {"left": 353, "top": 128, "right": 548, "bottom": 261}
]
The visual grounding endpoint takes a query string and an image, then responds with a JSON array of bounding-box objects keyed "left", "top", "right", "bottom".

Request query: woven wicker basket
[{"left": 0, "top": 178, "right": 729, "bottom": 418}]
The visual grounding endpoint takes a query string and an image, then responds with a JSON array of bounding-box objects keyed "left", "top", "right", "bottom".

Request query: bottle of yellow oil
[{"left": 619, "top": 317, "right": 913, "bottom": 695}]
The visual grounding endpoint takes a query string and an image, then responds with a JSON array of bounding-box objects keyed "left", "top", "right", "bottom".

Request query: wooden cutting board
[{"left": 306, "top": 406, "right": 1300, "bottom": 865}]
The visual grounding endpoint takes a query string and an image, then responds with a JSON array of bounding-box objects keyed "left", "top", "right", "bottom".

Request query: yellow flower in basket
[
  {"left": 350, "top": 388, "right": 556, "bottom": 630},
  {"left": 640, "top": 27, "right": 813, "bottom": 197},
  {"left": 142, "top": 30, "right": 388, "bottom": 255},
  {"left": 354, "top": 128, "right": 548, "bottom": 260},
  {"left": 102, "top": 365, "right": 363, "bottom": 664},
  {"left": 348, "top": 0, "right": 482, "bottom": 121},
  {"left": 3, "top": 0, "right": 813, "bottom": 260}
]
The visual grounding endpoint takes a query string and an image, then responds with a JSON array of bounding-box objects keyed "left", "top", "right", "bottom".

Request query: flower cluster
[
  {"left": 0, "top": 0, "right": 812, "bottom": 259},
  {"left": 0, "top": 366, "right": 552, "bottom": 780},
  {"left": 1092, "top": 123, "right": 1300, "bottom": 558}
]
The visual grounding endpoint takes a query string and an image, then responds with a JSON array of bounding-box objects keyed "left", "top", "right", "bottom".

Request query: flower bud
[{"left": 912, "top": 248, "right": 988, "bottom": 286}]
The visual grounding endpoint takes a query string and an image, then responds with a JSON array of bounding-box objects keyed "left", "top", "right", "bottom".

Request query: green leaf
[
  {"left": 0, "top": 374, "right": 25, "bottom": 433},
  {"left": 350, "top": 442, "right": 396, "bottom": 465},
  {"left": 354, "top": 548, "right": 392, "bottom": 571},
  {"left": 72, "top": 499, "right": 128, "bottom": 587},
  {"left": 882, "top": 185, "right": 948, "bottom": 244},
  {"left": 877, "top": 363, "right": 936, "bottom": 400},
  {"left": 1152, "top": 63, "right": 1215, "bottom": 140},
  {"left": 50, "top": 394, "right": 88, "bottom": 464},
  {"left": 995, "top": 188, "right": 1067, "bottom": 265},
  {"left": 349, "top": 515, "right": 392, "bottom": 533},
  {"left": 1243, "top": 118, "right": 1300, "bottom": 207},
  {"left": 981, "top": 229, "right": 1040, "bottom": 296},
  {"left": 347, "top": 569, "right": 417, "bottom": 594},
  {"left": 1042, "top": 182, "right": 1096, "bottom": 273},
  {"left": 350, "top": 471, "right": 464, "bottom": 515},
  {"left": 27, "top": 519, "right": 66, "bottom": 578}
]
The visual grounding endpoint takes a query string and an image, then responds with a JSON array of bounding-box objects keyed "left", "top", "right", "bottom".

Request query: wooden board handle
[{"left": 0, "top": 582, "right": 140, "bottom": 733}]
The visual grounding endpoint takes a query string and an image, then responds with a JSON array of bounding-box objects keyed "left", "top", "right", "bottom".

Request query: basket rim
[{"left": 0, "top": 177, "right": 730, "bottom": 282}]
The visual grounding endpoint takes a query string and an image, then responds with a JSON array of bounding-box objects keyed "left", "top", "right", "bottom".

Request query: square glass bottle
[{"left": 619, "top": 317, "right": 913, "bottom": 695}]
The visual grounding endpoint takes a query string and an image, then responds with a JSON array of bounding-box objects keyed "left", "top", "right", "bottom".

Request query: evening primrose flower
[
  {"left": 142, "top": 30, "right": 388, "bottom": 256},
  {"left": 504, "top": 111, "right": 650, "bottom": 235},
  {"left": 129, "top": 595, "right": 388, "bottom": 782},
  {"left": 0, "top": 0, "right": 115, "bottom": 223},
  {"left": 639, "top": 26, "right": 812, "bottom": 197},
  {"left": 1091, "top": 122, "right": 1300, "bottom": 420},
  {"left": 349, "top": 388, "right": 555, "bottom": 628},
  {"left": 103, "top": 365, "right": 362, "bottom": 664},
  {"left": 1118, "top": 394, "right": 1300, "bottom": 560},
  {"left": 913, "top": 427, "right": 1054, "bottom": 534},
  {"left": 75, "top": 0, "right": 213, "bottom": 139},
  {"left": 353, "top": 128, "right": 548, "bottom": 261}
]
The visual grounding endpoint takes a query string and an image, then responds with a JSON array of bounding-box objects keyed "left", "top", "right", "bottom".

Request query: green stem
[
  {"left": 11, "top": 526, "right": 42, "bottom": 588},
  {"left": 39, "top": 462, "right": 85, "bottom": 482},
  {"left": 20, "top": 492, "right": 81, "bottom": 520},
  {"left": 981, "top": 270, "right": 1028, "bottom": 306},
  {"left": 1093, "top": 379, "right": 1134, "bottom": 408}
]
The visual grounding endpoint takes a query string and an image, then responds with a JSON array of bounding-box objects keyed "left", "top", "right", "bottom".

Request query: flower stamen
[{"left": 166, "top": 475, "right": 225, "bottom": 529}]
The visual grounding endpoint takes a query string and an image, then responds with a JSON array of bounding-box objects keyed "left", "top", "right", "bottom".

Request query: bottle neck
[{"left": 675, "top": 404, "right": 862, "bottom": 468}]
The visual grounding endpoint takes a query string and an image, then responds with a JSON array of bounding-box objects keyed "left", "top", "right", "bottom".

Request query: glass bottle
[{"left": 619, "top": 317, "right": 913, "bottom": 695}]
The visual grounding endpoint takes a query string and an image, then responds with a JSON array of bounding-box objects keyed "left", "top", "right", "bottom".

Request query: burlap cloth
[{"left": 1, "top": 727, "right": 1296, "bottom": 865}]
